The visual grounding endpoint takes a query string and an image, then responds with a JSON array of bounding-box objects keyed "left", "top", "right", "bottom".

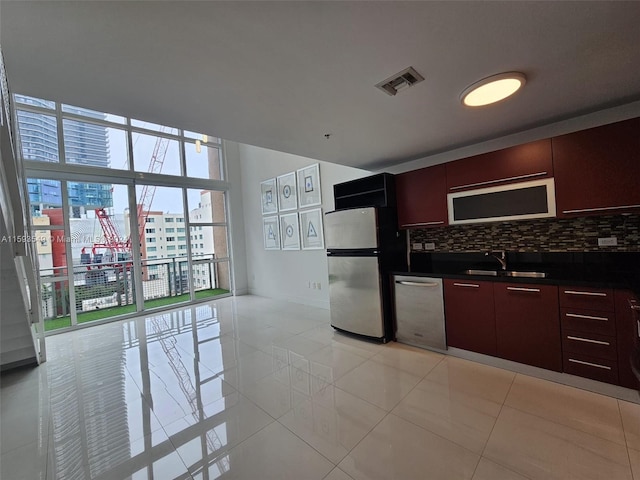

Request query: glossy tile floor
[{"left": 2, "top": 295, "right": 640, "bottom": 480}]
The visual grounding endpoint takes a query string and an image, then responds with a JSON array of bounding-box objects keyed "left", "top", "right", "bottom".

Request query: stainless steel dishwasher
[{"left": 393, "top": 275, "right": 447, "bottom": 351}]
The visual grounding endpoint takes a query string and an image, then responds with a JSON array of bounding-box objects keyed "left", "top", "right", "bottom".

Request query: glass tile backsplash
[{"left": 410, "top": 214, "right": 640, "bottom": 252}]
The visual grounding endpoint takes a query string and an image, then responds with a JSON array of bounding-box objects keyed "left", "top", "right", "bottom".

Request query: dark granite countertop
[{"left": 393, "top": 251, "right": 640, "bottom": 293}]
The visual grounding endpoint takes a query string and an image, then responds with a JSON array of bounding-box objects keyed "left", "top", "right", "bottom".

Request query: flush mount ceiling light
[{"left": 461, "top": 72, "right": 526, "bottom": 107}]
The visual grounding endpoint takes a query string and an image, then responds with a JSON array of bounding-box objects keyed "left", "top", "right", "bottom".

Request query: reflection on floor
[{"left": 2, "top": 295, "right": 640, "bottom": 480}]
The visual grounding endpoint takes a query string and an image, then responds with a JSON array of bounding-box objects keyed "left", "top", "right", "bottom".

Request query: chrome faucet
[{"left": 486, "top": 250, "right": 507, "bottom": 270}]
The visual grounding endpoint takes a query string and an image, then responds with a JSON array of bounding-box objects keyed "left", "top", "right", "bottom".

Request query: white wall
[
  {"left": 233, "top": 143, "right": 370, "bottom": 309},
  {"left": 224, "top": 141, "right": 249, "bottom": 296}
]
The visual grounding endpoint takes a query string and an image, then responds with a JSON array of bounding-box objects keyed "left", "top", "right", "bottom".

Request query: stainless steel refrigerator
[{"left": 325, "top": 207, "right": 405, "bottom": 342}]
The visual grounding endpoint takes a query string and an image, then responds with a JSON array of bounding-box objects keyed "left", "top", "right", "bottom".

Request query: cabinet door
[
  {"left": 396, "top": 164, "right": 448, "bottom": 228},
  {"left": 445, "top": 139, "right": 553, "bottom": 192},
  {"left": 553, "top": 118, "right": 640, "bottom": 217},
  {"left": 494, "top": 283, "right": 562, "bottom": 371},
  {"left": 443, "top": 279, "right": 496, "bottom": 356},
  {"left": 615, "top": 290, "right": 639, "bottom": 389}
]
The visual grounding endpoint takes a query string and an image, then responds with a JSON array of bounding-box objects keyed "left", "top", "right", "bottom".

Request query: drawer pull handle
[
  {"left": 507, "top": 287, "right": 541, "bottom": 293},
  {"left": 566, "top": 335, "right": 610, "bottom": 346},
  {"left": 568, "top": 358, "right": 611, "bottom": 370},
  {"left": 401, "top": 221, "right": 444, "bottom": 227},
  {"left": 453, "top": 283, "right": 480, "bottom": 288},
  {"left": 397, "top": 281, "right": 440, "bottom": 287},
  {"left": 562, "top": 204, "right": 640, "bottom": 214},
  {"left": 565, "top": 313, "right": 609, "bottom": 322},
  {"left": 449, "top": 172, "right": 548, "bottom": 190},
  {"left": 564, "top": 290, "right": 607, "bottom": 297}
]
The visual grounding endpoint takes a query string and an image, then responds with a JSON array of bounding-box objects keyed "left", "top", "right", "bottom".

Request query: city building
[{"left": 15, "top": 95, "right": 113, "bottom": 216}]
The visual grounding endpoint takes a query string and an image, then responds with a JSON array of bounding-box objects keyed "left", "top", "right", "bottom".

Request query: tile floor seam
[
  {"left": 234, "top": 388, "right": 284, "bottom": 422},
  {"left": 472, "top": 369, "right": 519, "bottom": 478},
  {"left": 275, "top": 417, "right": 341, "bottom": 467},
  {"left": 328, "top": 382, "right": 393, "bottom": 413},
  {"left": 499, "top": 396, "right": 629, "bottom": 449},
  {"left": 619, "top": 399, "right": 640, "bottom": 451},
  {"left": 383, "top": 355, "right": 445, "bottom": 411},
  {"left": 164, "top": 406, "right": 276, "bottom": 478},
  {"left": 487, "top": 404, "right": 636, "bottom": 474},
  {"left": 620, "top": 399, "right": 638, "bottom": 480},
  {"left": 335, "top": 408, "right": 395, "bottom": 469},
  {"left": 369, "top": 347, "right": 446, "bottom": 379},
  {"left": 382, "top": 409, "right": 490, "bottom": 460},
  {"left": 630, "top": 447, "right": 640, "bottom": 480},
  {"left": 298, "top": 353, "right": 366, "bottom": 386}
]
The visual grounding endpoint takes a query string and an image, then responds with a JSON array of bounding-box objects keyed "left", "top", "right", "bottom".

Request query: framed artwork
[
  {"left": 277, "top": 171, "right": 298, "bottom": 211},
  {"left": 297, "top": 164, "right": 321, "bottom": 208},
  {"left": 263, "top": 216, "right": 280, "bottom": 250},
  {"left": 260, "top": 178, "right": 278, "bottom": 215},
  {"left": 279, "top": 212, "right": 300, "bottom": 250},
  {"left": 299, "top": 208, "right": 324, "bottom": 250}
]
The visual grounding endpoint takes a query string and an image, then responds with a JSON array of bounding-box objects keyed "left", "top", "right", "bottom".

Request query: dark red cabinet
[
  {"left": 553, "top": 117, "right": 640, "bottom": 217},
  {"left": 559, "top": 286, "right": 615, "bottom": 311},
  {"left": 559, "top": 287, "right": 619, "bottom": 385},
  {"left": 443, "top": 279, "right": 496, "bottom": 356},
  {"left": 445, "top": 139, "right": 553, "bottom": 192},
  {"left": 615, "top": 290, "right": 639, "bottom": 389},
  {"left": 396, "top": 164, "right": 448, "bottom": 228},
  {"left": 494, "top": 283, "right": 562, "bottom": 372}
]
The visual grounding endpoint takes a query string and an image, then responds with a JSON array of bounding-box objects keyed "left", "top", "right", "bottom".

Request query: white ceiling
[{"left": 1, "top": 1, "right": 640, "bottom": 171}]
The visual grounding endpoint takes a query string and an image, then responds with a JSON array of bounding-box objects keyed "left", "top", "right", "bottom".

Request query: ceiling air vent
[{"left": 375, "top": 67, "right": 424, "bottom": 96}]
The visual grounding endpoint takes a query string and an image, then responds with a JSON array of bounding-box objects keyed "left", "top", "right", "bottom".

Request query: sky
[{"left": 106, "top": 125, "right": 212, "bottom": 214}]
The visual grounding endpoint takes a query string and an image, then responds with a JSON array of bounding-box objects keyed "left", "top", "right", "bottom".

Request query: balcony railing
[{"left": 41, "top": 254, "right": 229, "bottom": 332}]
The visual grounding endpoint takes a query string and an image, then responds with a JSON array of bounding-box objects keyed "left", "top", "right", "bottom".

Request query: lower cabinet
[
  {"left": 559, "top": 285, "right": 619, "bottom": 385},
  {"left": 615, "top": 290, "right": 639, "bottom": 389},
  {"left": 494, "top": 283, "right": 562, "bottom": 372},
  {"left": 443, "top": 279, "right": 496, "bottom": 356},
  {"left": 443, "top": 278, "right": 635, "bottom": 387}
]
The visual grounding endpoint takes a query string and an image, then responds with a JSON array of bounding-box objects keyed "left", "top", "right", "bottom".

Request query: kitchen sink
[
  {"left": 502, "top": 271, "right": 548, "bottom": 278},
  {"left": 461, "top": 269, "right": 547, "bottom": 278},
  {"left": 462, "top": 269, "right": 499, "bottom": 276}
]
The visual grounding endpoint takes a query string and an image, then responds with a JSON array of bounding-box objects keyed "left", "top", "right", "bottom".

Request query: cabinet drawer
[
  {"left": 563, "top": 353, "right": 619, "bottom": 385},
  {"left": 559, "top": 287, "right": 614, "bottom": 311},
  {"left": 562, "top": 330, "right": 617, "bottom": 361},
  {"left": 560, "top": 308, "right": 616, "bottom": 336}
]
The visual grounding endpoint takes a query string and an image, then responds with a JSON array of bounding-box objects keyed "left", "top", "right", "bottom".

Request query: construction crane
[
  {"left": 82, "top": 127, "right": 170, "bottom": 268},
  {"left": 149, "top": 315, "right": 229, "bottom": 474},
  {"left": 135, "top": 128, "right": 170, "bottom": 243}
]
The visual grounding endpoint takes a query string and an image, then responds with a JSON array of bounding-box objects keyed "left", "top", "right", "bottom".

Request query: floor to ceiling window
[{"left": 14, "top": 94, "right": 233, "bottom": 333}]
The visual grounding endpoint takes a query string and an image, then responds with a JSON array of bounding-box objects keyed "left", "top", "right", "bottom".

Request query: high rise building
[{"left": 15, "top": 95, "right": 113, "bottom": 216}]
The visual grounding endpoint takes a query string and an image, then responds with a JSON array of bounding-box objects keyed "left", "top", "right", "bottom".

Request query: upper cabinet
[
  {"left": 334, "top": 173, "right": 396, "bottom": 210},
  {"left": 396, "top": 164, "right": 448, "bottom": 228},
  {"left": 553, "top": 118, "right": 640, "bottom": 217},
  {"left": 445, "top": 139, "right": 553, "bottom": 192}
]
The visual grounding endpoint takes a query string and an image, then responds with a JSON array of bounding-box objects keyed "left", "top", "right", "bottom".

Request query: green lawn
[{"left": 44, "top": 288, "right": 229, "bottom": 331}]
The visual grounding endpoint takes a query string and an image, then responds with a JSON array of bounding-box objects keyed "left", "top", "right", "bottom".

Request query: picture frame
[
  {"left": 296, "top": 163, "right": 321, "bottom": 208},
  {"left": 279, "top": 212, "right": 301, "bottom": 250},
  {"left": 263, "top": 215, "right": 280, "bottom": 250},
  {"left": 299, "top": 208, "right": 324, "bottom": 250},
  {"left": 277, "top": 171, "right": 298, "bottom": 211},
  {"left": 260, "top": 178, "right": 278, "bottom": 215}
]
